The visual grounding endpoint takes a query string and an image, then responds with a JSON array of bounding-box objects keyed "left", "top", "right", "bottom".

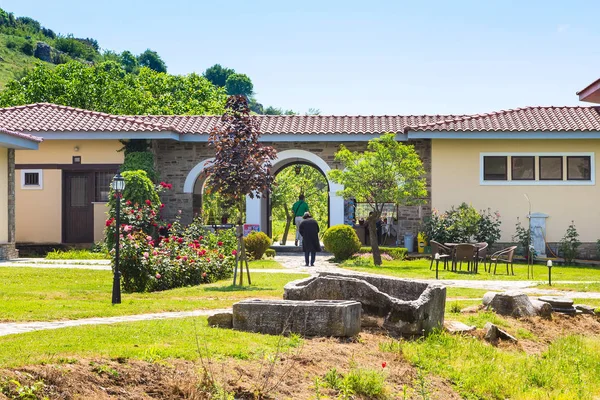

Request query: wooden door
[{"left": 64, "top": 172, "right": 94, "bottom": 243}]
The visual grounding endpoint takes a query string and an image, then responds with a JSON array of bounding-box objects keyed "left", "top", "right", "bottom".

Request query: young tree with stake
[
  {"left": 206, "top": 95, "right": 277, "bottom": 285},
  {"left": 328, "top": 133, "right": 427, "bottom": 265}
]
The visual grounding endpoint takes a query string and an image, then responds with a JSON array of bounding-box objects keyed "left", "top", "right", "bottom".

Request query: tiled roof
[
  {"left": 0, "top": 127, "right": 42, "bottom": 142},
  {"left": 406, "top": 106, "right": 600, "bottom": 132},
  {"left": 135, "top": 115, "right": 459, "bottom": 135},
  {"left": 0, "top": 103, "right": 176, "bottom": 133}
]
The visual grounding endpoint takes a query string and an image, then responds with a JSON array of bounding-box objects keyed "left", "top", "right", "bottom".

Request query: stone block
[
  {"left": 487, "top": 290, "right": 536, "bottom": 318},
  {"left": 232, "top": 299, "right": 361, "bottom": 337},
  {"left": 574, "top": 304, "right": 596, "bottom": 315},
  {"left": 484, "top": 322, "right": 517, "bottom": 343},
  {"left": 444, "top": 320, "right": 476, "bottom": 334},
  {"left": 284, "top": 272, "right": 446, "bottom": 336},
  {"left": 530, "top": 300, "right": 553, "bottom": 318},
  {"left": 207, "top": 312, "right": 233, "bottom": 328}
]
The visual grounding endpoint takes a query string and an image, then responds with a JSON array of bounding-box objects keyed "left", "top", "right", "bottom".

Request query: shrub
[
  {"left": 513, "top": 218, "right": 532, "bottom": 257},
  {"left": 45, "top": 249, "right": 109, "bottom": 260},
  {"left": 55, "top": 35, "right": 98, "bottom": 61},
  {"left": 244, "top": 231, "right": 271, "bottom": 260},
  {"left": 322, "top": 225, "right": 361, "bottom": 261},
  {"left": 265, "top": 248, "right": 276, "bottom": 258},
  {"left": 358, "top": 246, "right": 407, "bottom": 260},
  {"left": 475, "top": 208, "right": 502, "bottom": 246},
  {"left": 20, "top": 40, "right": 34, "bottom": 56},
  {"left": 122, "top": 151, "right": 157, "bottom": 182},
  {"left": 559, "top": 221, "right": 581, "bottom": 264}
]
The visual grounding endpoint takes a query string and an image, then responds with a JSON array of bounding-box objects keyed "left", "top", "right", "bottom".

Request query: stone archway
[{"left": 246, "top": 150, "right": 344, "bottom": 233}]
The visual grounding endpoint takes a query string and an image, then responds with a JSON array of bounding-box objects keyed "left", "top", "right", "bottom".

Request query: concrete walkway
[{"left": 0, "top": 308, "right": 231, "bottom": 337}]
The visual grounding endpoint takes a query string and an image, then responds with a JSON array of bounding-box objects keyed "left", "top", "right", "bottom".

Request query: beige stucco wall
[
  {"left": 15, "top": 139, "right": 123, "bottom": 243},
  {"left": 16, "top": 140, "right": 123, "bottom": 164},
  {"left": 16, "top": 169, "right": 62, "bottom": 243},
  {"left": 432, "top": 139, "right": 600, "bottom": 243},
  {"left": 93, "top": 202, "right": 109, "bottom": 243},
  {"left": 0, "top": 148, "right": 8, "bottom": 243}
]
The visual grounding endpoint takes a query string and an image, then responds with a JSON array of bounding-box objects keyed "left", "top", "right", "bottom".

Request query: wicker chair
[
  {"left": 452, "top": 244, "right": 478, "bottom": 273},
  {"left": 475, "top": 242, "right": 489, "bottom": 272},
  {"left": 429, "top": 240, "right": 452, "bottom": 270},
  {"left": 490, "top": 246, "right": 518, "bottom": 275}
]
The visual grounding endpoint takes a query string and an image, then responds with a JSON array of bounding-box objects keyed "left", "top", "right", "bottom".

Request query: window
[
  {"left": 483, "top": 156, "right": 507, "bottom": 180},
  {"left": 20, "top": 169, "right": 43, "bottom": 189},
  {"left": 512, "top": 156, "right": 534, "bottom": 180},
  {"left": 539, "top": 156, "right": 563, "bottom": 180},
  {"left": 567, "top": 156, "right": 591, "bottom": 180},
  {"left": 95, "top": 172, "right": 113, "bottom": 202},
  {"left": 481, "top": 153, "right": 593, "bottom": 185}
]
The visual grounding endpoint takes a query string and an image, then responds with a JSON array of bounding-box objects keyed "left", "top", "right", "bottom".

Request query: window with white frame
[
  {"left": 21, "top": 169, "right": 43, "bottom": 189},
  {"left": 480, "top": 153, "right": 594, "bottom": 185}
]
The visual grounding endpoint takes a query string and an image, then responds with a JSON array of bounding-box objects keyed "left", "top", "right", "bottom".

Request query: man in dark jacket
[{"left": 298, "top": 212, "right": 320, "bottom": 267}]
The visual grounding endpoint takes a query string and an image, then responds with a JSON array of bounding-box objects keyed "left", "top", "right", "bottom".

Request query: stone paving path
[{"left": 0, "top": 308, "right": 231, "bottom": 337}]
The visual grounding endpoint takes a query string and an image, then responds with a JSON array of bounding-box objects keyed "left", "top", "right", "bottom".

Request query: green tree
[
  {"left": 119, "top": 50, "right": 139, "bottom": 73},
  {"left": 203, "top": 64, "right": 235, "bottom": 87},
  {"left": 0, "top": 61, "right": 226, "bottom": 115},
  {"left": 137, "top": 49, "right": 167, "bottom": 73},
  {"left": 225, "top": 73, "right": 253, "bottom": 97},
  {"left": 328, "top": 133, "right": 427, "bottom": 265}
]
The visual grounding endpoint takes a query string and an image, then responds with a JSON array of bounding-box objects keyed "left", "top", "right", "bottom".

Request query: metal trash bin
[{"left": 404, "top": 233, "right": 414, "bottom": 253}]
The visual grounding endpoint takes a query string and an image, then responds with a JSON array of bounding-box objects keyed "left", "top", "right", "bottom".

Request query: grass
[
  {"left": 246, "top": 260, "right": 287, "bottom": 269},
  {"left": 535, "top": 282, "right": 600, "bottom": 292},
  {"left": 395, "top": 331, "right": 600, "bottom": 399},
  {"left": 0, "top": 33, "right": 54, "bottom": 87},
  {"left": 0, "top": 316, "right": 297, "bottom": 368},
  {"left": 45, "top": 249, "right": 110, "bottom": 260},
  {"left": 342, "top": 258, "right": 600, "bottom": 282},
  {"left": 0, "top": 266, "right": 307, "bottom": 322}
]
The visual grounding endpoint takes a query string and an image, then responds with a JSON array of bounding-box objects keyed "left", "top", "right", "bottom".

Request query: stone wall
[{"left": 153, "top": 138, "right": 432, "bottom": 233}]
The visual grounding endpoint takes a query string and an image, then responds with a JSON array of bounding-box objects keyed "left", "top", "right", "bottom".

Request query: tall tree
[
  {"left": 205, "top": 95, "right": 276, "bottom": 285},
  {"left": 328, "top": 133, "right": 427, "bottom": 265},
  {"left": 203, "top": 64, "right": 235, "bottom": 87},
  {"left": 0, "top": 61, "right": 226, "bottom": 115},
  {"left": 137, "top": 49, "right": 167, "bottom": 73},
  {"left": 225, "top": 73, "right": 253, "bottom": 97},
  {"left": 120, "top": 50, "right": 139, "bottom": 73}
]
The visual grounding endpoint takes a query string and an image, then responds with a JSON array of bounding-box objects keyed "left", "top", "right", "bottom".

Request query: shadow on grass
[{"left": 204, "top": 285, "right": 273, "bottom": 293}]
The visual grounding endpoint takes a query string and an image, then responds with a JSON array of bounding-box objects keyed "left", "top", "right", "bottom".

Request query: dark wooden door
[{"left": 64, "top": 172, "right": 94, "bottom": 243}]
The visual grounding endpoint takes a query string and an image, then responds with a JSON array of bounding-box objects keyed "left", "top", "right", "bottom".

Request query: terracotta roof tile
[
  {"left": 134, "top": 114, "right": 460, "bottom": 135},
  {"left": 0, "top": 126, "right": 42, "bottom": 142},
  {"left": 406, "top": 106, "right": 600, "bottom": 132},
  {"left": 0, "top": 103, "right": 176, "bottom": 133}
]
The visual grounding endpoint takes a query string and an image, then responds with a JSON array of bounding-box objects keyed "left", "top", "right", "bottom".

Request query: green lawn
[
  {"left": 0, "top": 316, "right": 298, "bottom": 368},
  {"left": 0, "top": 266, "right": 307, "bottom": 322},
  {"left": 535, "top": 282, "right": 600, "bottom": 292},
  {"left": 246, "top": 259, "right": 286, "bottom": 269},
  {"left": 342, "top": 258, "right": 600, "bottom": 282}
]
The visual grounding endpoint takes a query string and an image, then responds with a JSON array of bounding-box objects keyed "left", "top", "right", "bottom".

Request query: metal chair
[
  {"left": 452, "top": 244, "right": 478, "bottom": 273},
  {"left": 490, "top": 246, "right": 517, "bottom": 275},
  {"left": 429, "top": 240, "right": 452, "bottom": 270}
]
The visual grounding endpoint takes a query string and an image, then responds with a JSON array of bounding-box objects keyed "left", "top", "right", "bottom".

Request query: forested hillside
[{"left": 0, "top": 7, "right": 312, "bottom": 115}]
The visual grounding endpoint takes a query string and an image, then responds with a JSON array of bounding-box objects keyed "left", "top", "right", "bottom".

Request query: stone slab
[
  {"left": 574, "top": 304, "right": 596, "bottom": 315},
  {"left": 538, "top": 296, "right": 574, "bottom": 308},
  {"left": 444, "top": 320, "right": 476, "bottom": 334},
  {"left": 232, "top": 299, "right": 362, "bottom": 337},
  {"left": 207, "top": 312, "right": 233, "bottom": 328},
  {"left": 484, "top": 322, "right": 518, "bottom": 343}
]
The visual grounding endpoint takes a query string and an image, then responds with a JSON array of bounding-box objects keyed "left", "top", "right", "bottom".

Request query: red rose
[
  {"left": 217, "top": 241, "right": 223, "bottom": 246},
  {"left": 126, "top": 200, "right": 132, "bottom": 206},
  {"left": 105, "top": 218, "right": 114, "bottom": 227},
  {"left": 178, "top": 238, "right": 183, "bottom": 244},
  {"left": 219, "top": 254, "right": 224, "bottom": 259},
  {"left": 167, "top": 224, "right": 172, "bottom": 229},
  {"left": 232, "top": 250, "right": 237, "bottom": 256},
  {"left": 176, "top": 255, "right": 181, "bottom": 260},
  {"left": 160, "top": 204, "right": 165, "bottom": 209},
  {"left": 206, "top": 257, "right": 210, "bottom": 262},
  {"left": 382, "top": 362, "right": 387, "bottom": 368},
  {"left": 145, "top": 200, "right": 152, "bottom": 206}
]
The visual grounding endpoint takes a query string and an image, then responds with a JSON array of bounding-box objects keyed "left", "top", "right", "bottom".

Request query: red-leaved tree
[{"left": 206, "top": 95, "right": 277, "bottom": 285}]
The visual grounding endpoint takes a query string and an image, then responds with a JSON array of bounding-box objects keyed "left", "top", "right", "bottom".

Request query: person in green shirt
[{"left": 292, "top": 194, "right": 309, "bottom": 246}]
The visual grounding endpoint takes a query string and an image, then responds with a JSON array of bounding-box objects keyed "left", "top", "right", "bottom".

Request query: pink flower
[
  {"left": 182, "top": 256, "right": 188, "bottom": 261},
  {"left": 178, "top": 209, "right": 182, "bottom": 214},
  {"left": 202, "top": 272, "right": 207, "bottom": 278},
  {"left": 199, "top": 236, "right": 204, "bottom": 241},
  {"left": 178, "top": 238, "right": 184, "bottom": 244},
  {"left": 232, "top": 250, "right": 237, "bottom": 256},
  {"left": 123, "top": 225, "right": 132, "bottom": 232},
  {"left": 153, "top": 250, "right": 158, "bottom": 256},
  {"left": 155, "top": 273, "right": 161, "bottom": 279},
  {"left": 143, "top": 252, "right": 149, "bottom": 259},
  {"left": 127, "top": 234, "right": 134, "bottom": 240},
  {"left": 146, "top": 236, "right": 153, "bottom": 242},
  {"left": 126, "top": 200, "right": 132, "bottom": 206}
]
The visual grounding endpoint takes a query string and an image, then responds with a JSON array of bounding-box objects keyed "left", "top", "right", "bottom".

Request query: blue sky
[{"left": 1, "top": 0, "right": 598, "bottom": 115}]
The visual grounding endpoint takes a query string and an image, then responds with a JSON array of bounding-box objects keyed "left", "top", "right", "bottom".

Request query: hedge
[{"left": 358, "top": 246, "right": 407, "bottom": 260}]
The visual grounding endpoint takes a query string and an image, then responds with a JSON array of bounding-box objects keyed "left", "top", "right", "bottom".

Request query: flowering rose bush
[{"left": 105, "top": 172, "right": 235, "bottom": 293}]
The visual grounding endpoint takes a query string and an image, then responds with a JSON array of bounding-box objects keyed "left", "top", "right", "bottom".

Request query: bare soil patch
[{"left": 1, "top": 314, "right": 598, "bottom": 399}]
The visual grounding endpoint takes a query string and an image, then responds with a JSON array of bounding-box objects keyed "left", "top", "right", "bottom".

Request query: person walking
[
  {"left": 298, "top": 212, "right": 320, "bottom": 266},
  {"left": 292, "top": 194, "right": 309, "bottom": 246}
]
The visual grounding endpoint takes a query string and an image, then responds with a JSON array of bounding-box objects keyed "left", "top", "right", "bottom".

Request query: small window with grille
[{"left": 21, "top": 170, "right": 43, "bottom": 189}]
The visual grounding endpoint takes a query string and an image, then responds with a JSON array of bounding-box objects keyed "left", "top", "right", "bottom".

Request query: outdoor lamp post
[
  {"left": 547, "top": 260, "right": 553, "bottom": 286},
  {"left": 434, "top": 253, "right": 440, "bottom": 280},
  {"left": 112, "top": 171, "right": 125, "bottom": 304}
]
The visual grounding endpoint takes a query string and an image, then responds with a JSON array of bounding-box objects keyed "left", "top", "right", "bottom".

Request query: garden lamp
[
  {"left": 111, "top": 171, "right": 126, "bottom": 304},
  {"left": 434, "top": 253, "right": 440, "bottom": 280},
  {"left": 547, "top": 260, "right": 553, "bottom": 286}
]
